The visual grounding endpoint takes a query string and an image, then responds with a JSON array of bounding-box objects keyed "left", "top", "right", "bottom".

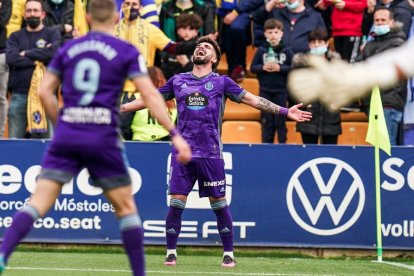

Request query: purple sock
[
  {"left": 0, "top": 206, "right": 39, "bottom": 262},
  {"left": 165, "top": 205, "right": 184, "bottom": 250},
  {"left": 213, "top": 205, "right": 234, "bottom": 252},
  {"left": 120, "top": 214, "right": 145, "bottom": 276},
  {"left": 122, "top": 227, "right": 145, "bottom": 276}
]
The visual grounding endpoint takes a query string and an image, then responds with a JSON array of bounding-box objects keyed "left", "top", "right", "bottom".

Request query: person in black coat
[
  {"left": 293, "top": 28, "right": 342, "bottom": 144},
  {"left": 6, "top": 0, "right": 61, "bottom": 138},
  {"left": 356, "top": 7, "right": 407, "bottom": 145}
]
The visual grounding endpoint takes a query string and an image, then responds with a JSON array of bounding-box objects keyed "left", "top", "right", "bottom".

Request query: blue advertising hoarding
[{"left": 1, "top": 140, "right": 414, "bottom": 249}]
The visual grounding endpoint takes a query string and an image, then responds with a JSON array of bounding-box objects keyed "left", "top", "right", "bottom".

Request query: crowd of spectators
[{"left": 1, "top": 0, "right": 413, "bottom": 145}]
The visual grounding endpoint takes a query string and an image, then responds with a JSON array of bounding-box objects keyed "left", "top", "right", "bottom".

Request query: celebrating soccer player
[{"left": 121, "top": 35, "right": 311, "bottom": 267}]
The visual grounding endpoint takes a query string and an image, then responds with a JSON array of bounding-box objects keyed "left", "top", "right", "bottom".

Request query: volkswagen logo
[{"left": 286, "top": 157, "right": 365, "bottom": 236}]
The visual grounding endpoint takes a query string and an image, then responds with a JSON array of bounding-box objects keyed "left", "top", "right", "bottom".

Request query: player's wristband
[
  {"left": 279, "top": 107, "right": 288, "bottom": 116},
  {"left": 169, "top": 128, "right": 179, "bottom": 137}
]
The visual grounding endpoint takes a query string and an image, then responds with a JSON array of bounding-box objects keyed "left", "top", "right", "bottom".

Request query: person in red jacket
[{"left": 316, "top": 0, "right": 367, "bottom": 62}]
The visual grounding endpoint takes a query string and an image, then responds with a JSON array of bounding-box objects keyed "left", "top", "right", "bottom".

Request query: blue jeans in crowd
[
  {"left": 8, "top": 93, "right": 28, "bottom": 138},
  {"left": 384, "top": 108, "right": 403, "bottom": 145}
]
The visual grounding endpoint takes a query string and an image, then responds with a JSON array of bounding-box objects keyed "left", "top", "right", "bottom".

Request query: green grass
[{"left": 3, "top": 248, "right": 414, "bottom": 275}]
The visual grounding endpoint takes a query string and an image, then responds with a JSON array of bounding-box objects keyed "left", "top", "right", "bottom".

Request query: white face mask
[
  {"left": 286, "top": 0, "right": 300, "bottom": 10},
  {"left": 309, "top": 45, "right": 328, "bottom": 55},
  {"left": 373, "top": 24, "right": 391, "bottom": 36}
]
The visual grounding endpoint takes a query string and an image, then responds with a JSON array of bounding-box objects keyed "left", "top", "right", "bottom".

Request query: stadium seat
[
  {"left": 222, "top": 121, "right": 261, "bottom": 143},
  {"left": 239, "top": 78, "right": 259, "bottom": 95},
  {"left": 217, "top": 46, "right": 257, "bottom": 77},
  {"left": 273, "top": 121, "right": 302, "bottom": 144},
  {"left": 223, "top": 100, "right": 260, "bottom": 121},
  {"left": 217, "top": 53, "right": 228, "bottom": 75},
  {"left": 245, "top": 46, "right": 257, "bottom": 75},
  {"left": 340, "top": 112, "right": 368, "bottom": 122},
  {"left": 285, "top": 121, "right": 302, "bottom": 144},
  {"left": 338, "top": 122, "right": 369, "bottom": 145}
]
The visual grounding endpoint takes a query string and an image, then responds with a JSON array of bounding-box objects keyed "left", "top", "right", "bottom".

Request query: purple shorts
[
  {"left": 38, "top": 138, "right": 131, "bottom": 190},
  {"left": 169, "top": 157, "right": 226, "bottom": 198}
]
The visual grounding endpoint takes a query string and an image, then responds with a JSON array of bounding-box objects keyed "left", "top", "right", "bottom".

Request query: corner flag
[
  {"left": 365, "top": 86, "right": 391, "bottom": 263},
  {"left": 74, "top": 0, "right": 89, "bottom": 36},
  {"left": 365, "top": 86, "right": 391, "bottom": 156}
]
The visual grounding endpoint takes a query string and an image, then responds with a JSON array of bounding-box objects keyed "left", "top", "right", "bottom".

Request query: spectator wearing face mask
[
  {"left": 292, "top": 28, "right": 342, "bottom": 145},
  {"left": 356, "top": 7, "right": 407, "bottom": 145},
  {"left": 6, "top": 0, "right": 61, "bottom": 138},
  {"left": 115, "top": 0, "right": 179, "bottom": 140}
]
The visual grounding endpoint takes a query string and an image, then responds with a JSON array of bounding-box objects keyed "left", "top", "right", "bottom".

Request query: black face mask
[
  {"left": 128, "top": 8, "right": 139, "bottom": 21},
  {"left": 26, "top": 17, "right": 41, "bottom": 29}
]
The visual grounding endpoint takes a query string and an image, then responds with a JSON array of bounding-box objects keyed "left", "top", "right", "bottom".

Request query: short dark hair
[
  {"left": 308, "top": 28, "right": 329, "bottom": 42},
  {"left": 176, "top": 13, "right": 203, "bottom": 30},
  {"left": 196, "top": 36, "right": 221, "bottom": 70},
  {"left": 374, "top": 6, "right": 394, "bottom": 20},
  {"left": 264, "top": 18, "right": 283, "bottom": 31}
]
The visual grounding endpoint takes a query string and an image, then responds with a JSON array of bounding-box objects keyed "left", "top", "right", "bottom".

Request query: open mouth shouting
[{"left": 196, "top": 49, "right": 206, "bottom": 57}]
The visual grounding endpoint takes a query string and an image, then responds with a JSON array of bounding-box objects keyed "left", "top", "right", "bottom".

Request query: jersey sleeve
[
  {"left": 47, "top": 45, "right": 65, "bottom": 78},
  {"left": 158, "top": 76, "right": 175, "bottom": 101},
  {"left": 223, "top": 76, "right": 247, "bottom": 103}
]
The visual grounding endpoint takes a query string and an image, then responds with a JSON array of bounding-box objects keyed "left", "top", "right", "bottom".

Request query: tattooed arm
[{"left": 240, "top": 92, "right": 312, "bottom": 122}]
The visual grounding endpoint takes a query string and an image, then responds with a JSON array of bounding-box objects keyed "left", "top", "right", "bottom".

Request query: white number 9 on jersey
[{"left": 73, "top": 58, "right": 101, "bottom": 106}]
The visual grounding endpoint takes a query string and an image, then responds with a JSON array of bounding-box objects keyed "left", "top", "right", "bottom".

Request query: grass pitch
[{"left": 3, "top": 246, "right": 414, "bottom": 275}]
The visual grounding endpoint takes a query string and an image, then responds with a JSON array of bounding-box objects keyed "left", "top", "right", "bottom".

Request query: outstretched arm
[
  {"left": 289, "top": 39, "right": 414, "bottom": 110},
  {"left": 240, "top": 92, "right": 312, "bottom": 122}
]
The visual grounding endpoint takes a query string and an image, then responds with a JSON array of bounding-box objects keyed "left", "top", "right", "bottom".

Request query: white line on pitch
[
  {"left": 373, "top": 261, "right": 414, "bottom": 271},
  {"left": 7, "top": 267, "right": 332, "bottom": 275}
]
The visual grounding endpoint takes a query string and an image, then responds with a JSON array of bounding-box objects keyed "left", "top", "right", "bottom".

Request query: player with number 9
[{"left": 0, "top": 0, "right": 191, "bottom": 275}]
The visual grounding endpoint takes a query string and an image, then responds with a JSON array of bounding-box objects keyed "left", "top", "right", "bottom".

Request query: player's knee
[
  {"left": 170, "top": 198, "right": 186, "bottom": 210},
  {"left": 114, "top": 199, "right": 137, "bottom": 217},
  {"left": 210, "top": 199, "right": 227, "bottom": 210}
]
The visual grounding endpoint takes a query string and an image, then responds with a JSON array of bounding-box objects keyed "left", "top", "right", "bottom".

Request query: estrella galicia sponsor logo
[
  {"left": 204, "top": 81, "right": 214, "bottom": 90},
  {"left": 185, "top": 92, "right": 208, "bottom": 110},
  {"left": 286, "top": 157, "right": 365, "bottom": 236}
]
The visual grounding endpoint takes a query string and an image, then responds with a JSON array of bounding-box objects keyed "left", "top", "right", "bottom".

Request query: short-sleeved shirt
[
  {"left": 40, "top": 31, "right": 147, "bottom": 188},
  {"left": 159, "top": 72, "right": 246, "bottom": 158},
  {"left": 48, "top": 31, "right": 147, "bottom": 142}
]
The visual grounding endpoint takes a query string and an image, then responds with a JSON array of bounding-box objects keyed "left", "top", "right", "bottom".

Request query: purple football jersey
[
  {"left": 48, "top": 31, "right": 147, "bottom": 142},
  {"left": 39, "top": 32, "right": 148, "bottom": 186},
  {"left": 159, "top": 72, "right": 246, "bottom": 158}
]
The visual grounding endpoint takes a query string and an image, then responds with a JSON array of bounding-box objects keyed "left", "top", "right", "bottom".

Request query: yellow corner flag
[
  {"left": 365, "top": 86, "right": 391, "bottom": 156},
  {"left": 74, "top": 0, "right": 89, "bottom": 36}
]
